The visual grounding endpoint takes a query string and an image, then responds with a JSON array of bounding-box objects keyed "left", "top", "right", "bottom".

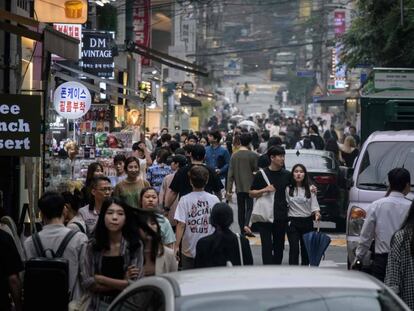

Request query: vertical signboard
[
  {"left": 0, "top": 95, "right": 41, "bottom": 156},
  {"left": 332, "top": 11, "right": 346, "bottom": 90},
  {"left": 334, "top": 11, "right": 346, "bottom": 37},
  {"left": 133, "top": 0, "right": 151, "bottom": 66},
  {"left": 81, "top": 31, "right": 115, "bottom": 79}
]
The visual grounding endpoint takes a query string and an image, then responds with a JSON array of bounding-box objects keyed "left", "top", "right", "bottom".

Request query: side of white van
[{"left": 346, "top": 130, "right": 414, "bottom": 267}]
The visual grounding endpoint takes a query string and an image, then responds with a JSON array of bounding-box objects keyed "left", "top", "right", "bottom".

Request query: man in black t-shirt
[
  {"left": 167, "top": 144, "right": 223, "bottom": 206},
  {"left": 249, "top": 146, "right": 291, "bottom": 265},
  {"left": 0, "top": 229, "right": 23, "bottom": 311}
]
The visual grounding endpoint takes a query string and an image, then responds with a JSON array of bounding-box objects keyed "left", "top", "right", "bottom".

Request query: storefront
[{"left": 44, "top": 68, "right": 153, "bottom": 193}]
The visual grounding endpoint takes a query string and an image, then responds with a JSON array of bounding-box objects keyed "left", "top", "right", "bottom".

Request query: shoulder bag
[{"left": 250, "top": 169, "right": 274, "bottom": 223}]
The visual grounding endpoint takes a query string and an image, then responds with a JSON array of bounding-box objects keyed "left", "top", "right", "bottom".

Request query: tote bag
[{"left": 250, "top": 169, "right": 274, "bottom": 223}]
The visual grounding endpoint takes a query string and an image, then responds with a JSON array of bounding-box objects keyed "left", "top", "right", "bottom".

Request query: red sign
[
  {"left": 133, "top": 0, "right": 151, "bottom": 66},
  {"left": 334, "top": 11, "right": 346, "bottom": 37}
]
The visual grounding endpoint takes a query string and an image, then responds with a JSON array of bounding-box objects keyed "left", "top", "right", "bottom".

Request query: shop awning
[
  {"left": 0, "top": 9, "right": 79, "bottom": 60},
  {"left": 316, "top": 94, "right": 347, "bottom": 106},
  {"left": 180, "top": 95, "right": 202, "bottom": 107}
]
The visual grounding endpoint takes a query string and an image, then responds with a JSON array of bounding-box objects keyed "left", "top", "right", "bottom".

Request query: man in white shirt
[
  {"left": 174, "top": 165, "right": 220, "bottom": 270},
  {"left": 353, "top": 168, "right": 412, "bottom": 281}
]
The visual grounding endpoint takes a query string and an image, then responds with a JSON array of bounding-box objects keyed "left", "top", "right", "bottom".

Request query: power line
[{"left": 187, "top": 40, "right": 327, "bottom": 57}]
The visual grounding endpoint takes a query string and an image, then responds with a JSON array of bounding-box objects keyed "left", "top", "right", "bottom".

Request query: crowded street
[{"left": 1, "top": 0, "right": 414, "bottom": 311}]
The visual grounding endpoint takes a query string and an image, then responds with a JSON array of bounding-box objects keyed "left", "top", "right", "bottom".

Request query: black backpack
[{"left": 23, "top": 230, "right": 78, "bottom": 311}]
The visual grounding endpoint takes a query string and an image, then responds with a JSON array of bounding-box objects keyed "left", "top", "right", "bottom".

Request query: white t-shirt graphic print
[{"left": 174, "top": 191, "right": 220, "bottom": 258}]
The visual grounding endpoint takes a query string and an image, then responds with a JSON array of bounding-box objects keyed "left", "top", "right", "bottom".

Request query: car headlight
[{"left": 347, "top": 206, "right": 366, "bottom": 236}]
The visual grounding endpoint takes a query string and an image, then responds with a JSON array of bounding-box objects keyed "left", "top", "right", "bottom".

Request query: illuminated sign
[
  {"left": 34, "top": 0, "right": 88, "bottom": 24},
  {"left": 53, "top": 81, "right": 92, "bottom": 119}
]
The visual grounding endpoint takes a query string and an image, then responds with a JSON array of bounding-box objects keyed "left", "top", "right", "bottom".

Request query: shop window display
[{"left": 44, "top": 103, "right": 140, "bottom": 193}]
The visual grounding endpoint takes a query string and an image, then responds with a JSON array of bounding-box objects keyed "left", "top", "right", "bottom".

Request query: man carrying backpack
[{"left": 24, "top": 192, "right": 88, "bottom": 310}]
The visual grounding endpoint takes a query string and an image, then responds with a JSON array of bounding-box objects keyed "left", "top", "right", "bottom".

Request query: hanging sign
[
  {"left": 34, "top": 0, "right": 88, "bottom": 24},
  {"left": 133, "top": 0, "right": 151, "bottom": 66},
  {"left": 0, "top": 95, "right": 41, "bottom": 157},
  {"left": 53, "top": 81, "right": 91, "bottom": 119},
  {"left": 82, "top": 31, "right": 115, "bottom": 79}
]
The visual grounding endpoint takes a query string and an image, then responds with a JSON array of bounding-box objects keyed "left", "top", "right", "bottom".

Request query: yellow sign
[
  {"left": 190, "top": 117, "right": 199, "bottom": 131},
  {"left": 35, "top": 0, "right": 88, "bottom": 24}
]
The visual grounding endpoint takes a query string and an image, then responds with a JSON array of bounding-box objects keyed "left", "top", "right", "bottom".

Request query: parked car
[
  {"left": 346, "top": 130, "right": 414, "bottom": 268},
  {"left": 108, "top": 266, "right": 410, "bottom": 311},
  {"left": 284, "top": 149, "right": 347, "bottom": 230}
]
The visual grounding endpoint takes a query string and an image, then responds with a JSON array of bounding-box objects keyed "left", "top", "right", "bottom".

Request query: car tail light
[
  {"left": 313, "top": 175, "right": 336, "bottom": 184},
  {"left": 348, "top": 206, "right": 366, "bottom": 236}
]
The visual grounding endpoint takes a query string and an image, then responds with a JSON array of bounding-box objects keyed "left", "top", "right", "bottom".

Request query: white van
[{"left": 346, "top": 130, "right": 414, "bottom": 267}]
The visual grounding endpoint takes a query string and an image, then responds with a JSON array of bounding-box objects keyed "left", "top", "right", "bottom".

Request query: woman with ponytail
[{"left": 195, "top": 203, "right": 253, "bottom": 268}]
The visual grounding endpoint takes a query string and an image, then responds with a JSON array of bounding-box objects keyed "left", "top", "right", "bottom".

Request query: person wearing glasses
[{"left": 79, "top": 176, "right": 113, "bottom": 237}]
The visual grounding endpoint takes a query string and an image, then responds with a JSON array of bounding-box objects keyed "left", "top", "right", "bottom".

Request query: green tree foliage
[{"left": 342, "top": 0, "right": 414, "bottom": 68}]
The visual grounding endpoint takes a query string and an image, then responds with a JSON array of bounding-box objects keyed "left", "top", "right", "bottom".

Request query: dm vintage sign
[
  {"left": 0, "top": 95, "right": 41, "bottom": 157},
  {"left": 82, "top": 31, "right": 115, "bottom": 79},
  {"left": 53, "top": 81, "right": 92, "bottom": 119}
]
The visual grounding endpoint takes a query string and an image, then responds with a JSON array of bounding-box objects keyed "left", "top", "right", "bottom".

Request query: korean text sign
[
  {"left": 53, "top": 81, "right": 91, "bottom": 119},
  {"left": 133, "top": 0, "right": 151, "bottom": 66},
  {"left": 0, "top": 95, "right": 41, "bottom": 157},
  {"left": 82, "top": 31, "right": 115, "bottom": 79}
]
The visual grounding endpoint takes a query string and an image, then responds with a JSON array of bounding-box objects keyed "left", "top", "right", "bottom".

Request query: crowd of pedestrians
[{"left": 3, "top": 108, "right": 414, "bottom": 310}]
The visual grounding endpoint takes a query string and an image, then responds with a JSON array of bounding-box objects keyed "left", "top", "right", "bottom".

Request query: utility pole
[{"left": 400, "top": 0, "right": 404, "bottom": 26}]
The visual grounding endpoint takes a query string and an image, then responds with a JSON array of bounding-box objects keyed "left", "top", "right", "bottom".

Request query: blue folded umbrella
[{"left": 303, "top": 230, "right": 331, "bottom": 266}]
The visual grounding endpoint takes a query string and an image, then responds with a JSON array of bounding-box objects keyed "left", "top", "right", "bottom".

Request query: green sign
[{"left": 0, "top": 94, "right": 41, "bottom": 157}]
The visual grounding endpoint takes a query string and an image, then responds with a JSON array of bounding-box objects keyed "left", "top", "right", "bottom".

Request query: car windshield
[
  {"left": 176, "top": 288, "right": 405, "bottom": 311},
  {"left": 285, "top": 154, "right": 334, "bottom": 170},
  {"left": 357, "top": 141, "right": 414, "bottom": 190}
]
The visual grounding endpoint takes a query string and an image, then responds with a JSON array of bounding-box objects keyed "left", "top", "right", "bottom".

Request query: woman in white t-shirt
[{"left": 286, "top": 164, "right": 321, "bottom": 266}]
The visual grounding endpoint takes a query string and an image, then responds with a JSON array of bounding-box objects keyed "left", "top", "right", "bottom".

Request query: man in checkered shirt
[{"left": 353, "top": 168, "right": 412, "bottom": 282}]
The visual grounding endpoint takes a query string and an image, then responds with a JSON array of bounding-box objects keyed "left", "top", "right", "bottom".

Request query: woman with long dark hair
[
  {"left": 286, "top": 164, "right": 321, "bottom": 265},
  {"left": 80, "top": 162, "right": 104, "bottom": 206},
  {"left": 80, "top": 197, "right": 143, "bottom": 310},
  {"left": 385, "top": 201, "right": 414, "bottom": 310},
  {"left": 195, "top": 203, "right": 253, "bottom": 268},
  {"left": 137, "top": 212, "right": 178, "bottom": 276}
]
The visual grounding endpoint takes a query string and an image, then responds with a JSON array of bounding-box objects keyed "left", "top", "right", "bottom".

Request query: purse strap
[
  {"left": 259, "top": 168, "right": 271, "bottom": 186},
  {"left": 236, "top": 233, "right": 244, "bottom": 266}
]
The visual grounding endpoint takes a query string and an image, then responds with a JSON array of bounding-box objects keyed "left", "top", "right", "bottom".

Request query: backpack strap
[
  {"left": 55, "top": 230, "right": 78, "bottom": 258},
  {"left": 72, "top": 222, "right": 86, "bottom": 234},
  {"left": 32, "top": 232, "right": 46, "bottom": 257}
]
